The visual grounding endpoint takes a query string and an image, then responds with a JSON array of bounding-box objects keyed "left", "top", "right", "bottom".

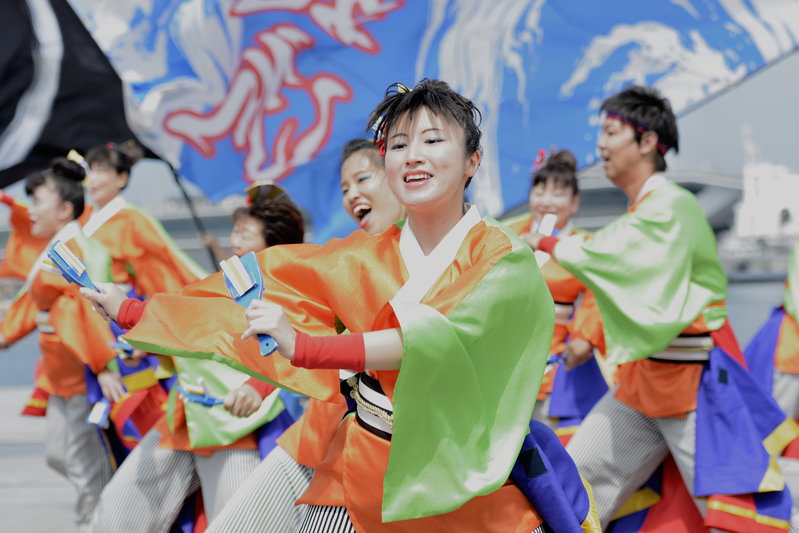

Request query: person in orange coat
[
  {"left": 503, "top": 149, "right": 610, "bottom": 444},
  {"left": 0, "top": 189, "right": 93, "bottom": 416},
  {"left": 201, "top": 138, "right": 407, "bottom": 532},
  {"left": 82, "top": 142, "right": 206, "bottom": 298},
  {"left": 82, "top": 198, "right": 309, "bottom": 532},
  {"left": 79, "top": 142, "right": 207, "bottom": 450},
  {"left": 0, "top": 159, "right": 118, "bottom": 530}
]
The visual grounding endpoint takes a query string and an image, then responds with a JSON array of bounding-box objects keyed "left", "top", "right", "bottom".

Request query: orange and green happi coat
[
  {"left": 0, "top": 197, "right": 93, "bottom": 413},
  {"left": 2, "top": 222, "right": 117, "bottom": 399},
  {"left": 82, "top": 196, "right": 206, "bottom": 296},
  {"left": 125, "top": 215, "right": 572, "bottom": 530}
]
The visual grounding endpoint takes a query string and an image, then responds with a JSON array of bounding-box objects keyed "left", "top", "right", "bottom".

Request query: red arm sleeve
[
  {"left": 118, "top": 299, "right": 147, "bottom": 330},
  {"left": 538, "top": 236, "right": 559, "bottom": 255},
  {"left": 244, "top": 377, "right": 277, "bottom": 399}
]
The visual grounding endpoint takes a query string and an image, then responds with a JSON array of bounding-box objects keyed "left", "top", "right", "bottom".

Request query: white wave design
[
  {"left": 418, "top": 0, "right": 546, "bottom": 217},
  {"left": 560, "top": 22, "right": 748, "bottom": 113},
  {"left": 560, "top": 0, "right": 799, "bottom": 163},
  {"left": 81, "top": 0, "right": 242, "bottom": 167}
]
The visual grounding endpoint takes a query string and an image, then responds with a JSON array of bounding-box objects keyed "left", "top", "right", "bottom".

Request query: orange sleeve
[
  {"left": 127, "top": 212, "right": 203, "bottom": 295},
  {"left": 0, "top": 291, "right": 39, "bottom": 344},
  {"left": 48, "top": 285, "right": 116, "bottom": 374},
  {"left": 568, "top": 289, "right": 606, "bottom": 356},
  {"left": 0, "top": 202, "right": 49, "bottom": 280}
]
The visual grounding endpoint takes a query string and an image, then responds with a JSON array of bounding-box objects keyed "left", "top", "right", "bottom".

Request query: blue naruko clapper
[
  {"left": 176, "top": 384, "right": 224, "bottom": 407},
  {"left": 221, "top": 251, "right": 278, "bottom": 356}
]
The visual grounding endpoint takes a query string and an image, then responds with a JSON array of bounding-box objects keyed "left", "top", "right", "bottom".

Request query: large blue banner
[{"left": 70, "top": 0, "right": 798, "bottom": 242}]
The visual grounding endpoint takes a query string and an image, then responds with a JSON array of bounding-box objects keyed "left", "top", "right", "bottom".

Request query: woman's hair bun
[
  {"left": 548, "top": 149, "right": 577, "bottom": 172},
  {"left": 118, "top": 144, "right": 145, "bottom": 166},
  {"left": 50, "top": 157, "right": 85, "bottom": 182}
]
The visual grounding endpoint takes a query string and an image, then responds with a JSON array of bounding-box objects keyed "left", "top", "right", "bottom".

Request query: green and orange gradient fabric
[{"left": 125, "top": 216, "right": 555, "bottom": 525}]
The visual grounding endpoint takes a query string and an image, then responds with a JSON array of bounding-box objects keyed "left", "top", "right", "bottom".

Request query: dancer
[
  {"left": 82, "top": 142, "right": 206, "bottom": 296},
  {"left": 114, "top": 79, "right": 598, "bottom": 532},
  {"left": 0, "top": 189, "right": 55, "bottom": 414},
  {"left": 504, "top": 148, "right": 609, "bottom": 442},
  {"left": 202, "top": 138, "right": 406, "bottom": 532},
  {"left": 83, "top": 198, "right": 306, "bottom": 532},
  {"left": 745, "top": 236, "right": 799, "bottom": 504},
  {"left": 525, "top": 85, "right": 799, "bottom": 531},
  {"left": 0, "top": 159, "right": 117, "bottom": 530},
  {"left": 0, "top": 187, "right": 94, "bottom": 415}
]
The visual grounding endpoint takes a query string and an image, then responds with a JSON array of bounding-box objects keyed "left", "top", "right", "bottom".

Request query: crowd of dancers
[{"left": 2, "top": 78, "right": 799, "bottom": 533}]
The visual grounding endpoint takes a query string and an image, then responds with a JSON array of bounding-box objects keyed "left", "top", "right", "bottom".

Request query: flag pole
[{"left": 167, "top": 163, "right": 220, "bottom": 272}]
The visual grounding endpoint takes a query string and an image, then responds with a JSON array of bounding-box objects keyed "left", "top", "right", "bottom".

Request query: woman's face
[
  {"left": 383, "top": 108, "right": 480, "bottom": 217},
  {"left": 528, "top": 178, "right": 580, "bottom": 230},
  {"left": 29, "top": 181, "right": 72, "bottom": 239},
  {"left": 87, "top": 163, "right": 128, "bottom": 208},
  {"left": 340, "top": 149, "right": 405, "bottom": 235},
  {"left": 230, "top": 215, "right": 268, "bottom": 257}
]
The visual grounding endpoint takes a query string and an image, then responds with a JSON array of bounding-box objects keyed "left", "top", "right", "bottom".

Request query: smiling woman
[{"left": 340, "top": 138, "right": 405, "bottom": 234}]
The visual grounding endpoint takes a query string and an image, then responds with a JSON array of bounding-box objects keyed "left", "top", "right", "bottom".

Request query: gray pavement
[{"left": 0, "top": 387, "right": 79, "bottom": 533}]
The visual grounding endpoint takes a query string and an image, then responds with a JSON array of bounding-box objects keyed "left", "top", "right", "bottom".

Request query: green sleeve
[
  {"left": 554, "top": 183, "right": 727, "bottom": 365},
  {"left": 382, "top": 220, "right": 554, "bottom": 522},
  {"left": 784, "top": 237, "right": 799, "bottom": 322}
]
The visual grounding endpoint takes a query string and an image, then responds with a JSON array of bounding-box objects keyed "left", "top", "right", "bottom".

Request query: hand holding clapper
[{"left": 220, "top": 252, "right": 278, "bottom": 356}]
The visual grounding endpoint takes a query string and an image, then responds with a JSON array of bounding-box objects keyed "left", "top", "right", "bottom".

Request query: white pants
[
  {"left": 295, "top": 505, "right": 549, "bottom": 533},
  {"left": 45, "top": 394, "right": 114, "bottom": 532},
  {"left": 88, "top": 429, "right": 259, "bottom": 533},
  {"left": 568, "top": 390, "right": 799, "bottom": 532},
  {"left": 206, "top": 446, "right": 314, "bottom": 533}
]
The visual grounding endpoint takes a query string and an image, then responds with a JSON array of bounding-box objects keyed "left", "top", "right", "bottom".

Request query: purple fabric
[
  {"left": 548, "top": 354, "right": 608, "bottom": 419},
  {"left": 255, "top": 409, "right": 295, "bottom": 460},
  {"left": 743, "top": 306, "right": 784, "bottom": 393},
  {"left": 694, "top": 347, "right": 786, "bottom": 496},
  {"left": 510, "top": 420, "right": 592, "bottom": 532}
]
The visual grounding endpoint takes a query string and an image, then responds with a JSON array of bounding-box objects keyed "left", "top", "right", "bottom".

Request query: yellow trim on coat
[{"left": 708, "top": 499, "right": 790, "bottom": 530}]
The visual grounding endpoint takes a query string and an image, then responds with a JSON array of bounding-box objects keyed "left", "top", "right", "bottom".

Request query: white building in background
[
  {"left": 731, "top": 124, "right": 799, "bottom": 238},
  {"left": 733, "top": 161, "right": 799, "bottom": 237}
]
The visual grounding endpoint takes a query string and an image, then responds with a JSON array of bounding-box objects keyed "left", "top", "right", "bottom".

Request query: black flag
[{"left": 0, "top": 0, "right": 147, "bottom": 187}]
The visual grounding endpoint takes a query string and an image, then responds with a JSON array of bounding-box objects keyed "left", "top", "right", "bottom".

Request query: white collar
[
  {"left": 26, "top": 220, "right": 82, "bottom": 292},
  {"left": 393, "top": 204, "right": 481, "bottom": 304},
  {"left": 633, "top": 172, "right": 669, "bottom": 205},
  {"left": 83, "top": 195, "right": 127, "bottom": 237}
]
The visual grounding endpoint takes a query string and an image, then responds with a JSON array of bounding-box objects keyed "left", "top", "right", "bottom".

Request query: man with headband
[{"left": 526, "top": 85, "right": 799, "bottom": 531}]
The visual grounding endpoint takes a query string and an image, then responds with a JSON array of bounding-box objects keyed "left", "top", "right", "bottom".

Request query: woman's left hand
[
  {"left": 97, "top": 368, "right": 125, "bottom": 403},
  {"left": 563, "top": 338, "right": 595, "bottom": 371},
  {"left": 242, "top": 300, "right": 297, "bottom": 360},
  {"left": 223, "top": 383, "right": 263, "bottom": 418}
]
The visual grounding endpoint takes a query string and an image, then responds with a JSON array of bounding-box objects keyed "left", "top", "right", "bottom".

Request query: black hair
[
  {"left": 85, "top": 142, "right": 145, "bottom": 189},
  {"left": 368, "top": 79, "right": 482, "bottom": 187},
  {"left": 342, "top": 138, "right": 381, "bottom": 166},
  {"left": 232, "top": 199, "right": 305, "bottom": 247},
  {"left": 25, "top": 158, "right": 86, "bottom": 219},
  {"left": 531, "top": 149, "right": 579, "bottom": 196},
  {"left": 600, "top": 85, "right": 678, "bottom": 172}
]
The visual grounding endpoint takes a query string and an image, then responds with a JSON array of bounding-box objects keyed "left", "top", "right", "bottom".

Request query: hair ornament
[
  {"left": 372, "top": 114, "right": 387, "bottom": 157},
  {"left": 245, "top": 180, "right": 289, "bottom": 206},
  {"left": 66, "top": 149, "right": 91, "bottom": 176},
  {"left": 606, "top": 113, "right": 668, "bottom": 155},
  {"left": 105, "top": 139, "right": 136, "bottom": 152},
  {"left": 533, "top": 148, "right": 547, "bottom": 169}
]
